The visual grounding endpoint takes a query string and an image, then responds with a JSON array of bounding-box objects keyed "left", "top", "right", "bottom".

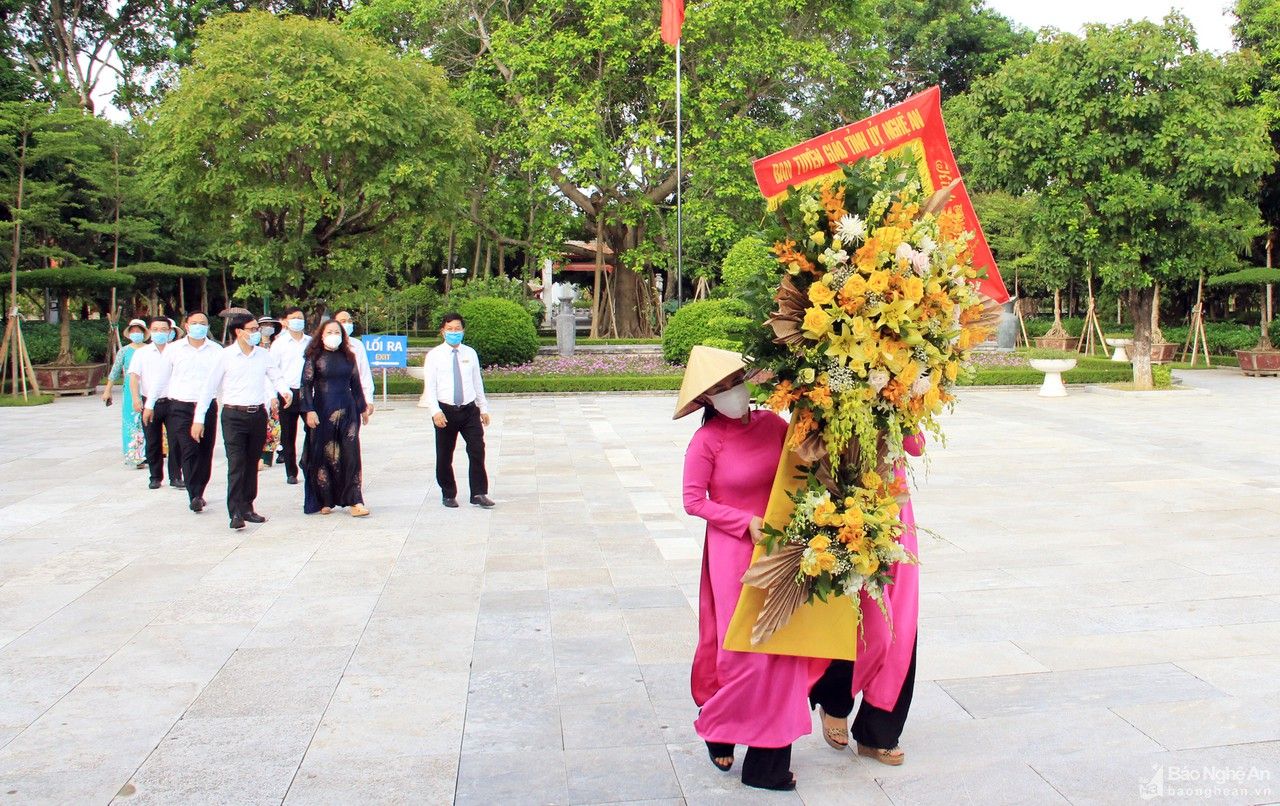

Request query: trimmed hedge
[
  {"left": 379, "top": 374, "right": 680, "bottom": 395},
  {"left": 960, "top": 366, "right": 1132, "bottom": 386},
  {"left": 720, "top": 236, "right": 778, "bottom": 297},
  {"left": 662, "top": 298, "right": 750, "bottom": 364},
  {"left": 457, "top": 297, "right": 540, "bottom": 368}
]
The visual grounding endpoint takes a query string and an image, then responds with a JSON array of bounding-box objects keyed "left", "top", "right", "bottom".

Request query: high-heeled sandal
[
  {"left": 705, "top": 741, "right": 734, "bottom": 772},
  {"left": 857, "top": 743, "right": 905, "bottom": 766},
  {"left": 817, "top": 706, "right": 849, "bottom": 750}
]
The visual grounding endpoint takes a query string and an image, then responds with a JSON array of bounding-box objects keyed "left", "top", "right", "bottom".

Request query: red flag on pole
[{"left": 660, "top": 0, "right": 684, "bottom": 46}]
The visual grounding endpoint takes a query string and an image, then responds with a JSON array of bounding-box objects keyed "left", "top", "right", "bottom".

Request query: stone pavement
[{"left": 1, "top": 369, "right": 1279, "bottom": 805}]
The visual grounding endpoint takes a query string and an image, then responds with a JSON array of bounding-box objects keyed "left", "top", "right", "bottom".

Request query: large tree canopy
[
  {"left": 947, "top": 14, "right": 1274, "bottom": 387},
  {"left": 1233, "top": 0, "right": 1280, "bottom": 263},
  {"left": 873, "top": 0, "right": 1033, "bottom": 105},
  {"left": 348, "top": 0, "right": 886, "bottom": 335},
  {"left": 145, "top": 11, "right": 476, "bottom": 310}
]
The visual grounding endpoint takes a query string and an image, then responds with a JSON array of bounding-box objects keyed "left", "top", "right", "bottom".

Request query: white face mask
[
  {"left": 708, "top": 384, "right": 751, "bottom": 419},
  {"left": 322, "top": 334, "right": 343, "bottom": 350}
]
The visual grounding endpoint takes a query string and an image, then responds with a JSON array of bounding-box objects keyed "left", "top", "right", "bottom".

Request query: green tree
[
  {"left": 145, "top": 11, "right": 476, "bottom": 315},
  {"left": 6, "top": 0, "right": 167, "bottom": 114},
  {"left": 348, "top": 0, "right": 884, "bottom": 337},
  {"left": 947, "top": 15, "right": 1274, "bottom": 387},
  {"left": 873, "top": 0, "right": 1034, "bottom": 105},
  {"left": 1233, "top": 0, "right": 1280, "bottom": 314}
]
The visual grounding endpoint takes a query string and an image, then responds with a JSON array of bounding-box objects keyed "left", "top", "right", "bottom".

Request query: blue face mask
[
  {"left": 247, "top": 331, "right": 262, "bottom": 347},
  {"left": 128, "top": 332, "right": 145, "bottom": 344},
  {"left": 188, "top": 323, "right": 209, "bottom": 340},
  {"left": 287, "top": 318, "right": 306, "bottom": 333},
  {"left": 341, "top": 322, "right": 354, "bottom": 336},
  {"left": 443, "top": 331, "right": 464, "bottom": 347},
  {"left": 151, "top": 331, "right": 170, "bottom": 345}
]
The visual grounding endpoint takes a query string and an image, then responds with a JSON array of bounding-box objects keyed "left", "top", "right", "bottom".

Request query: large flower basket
[
  {"left": 34, "top": 363, "right": 108, "bottom": 396},
  {"left": 1236, "top": 350, "right": 1280, "bottom": 377}
]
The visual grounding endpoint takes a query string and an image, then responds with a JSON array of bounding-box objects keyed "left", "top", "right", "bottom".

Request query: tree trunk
[
  {"left": 56, "top": 293, "right": 73, "bottom": 365},
  {"left": 1128, "top": 285, "right": 1155, "bottom": 389},
  {"left": 444, "top": 221, "right": 456, "bottom": 294},
  {"left": 590, "top": 212, "right": 604, "bottom": 339},
  {"left": 1045, "top": 288, "right": 1068, "bottom": 339},
  {"left": 471, "top": 235, "right": 482, "bottom": 279}
]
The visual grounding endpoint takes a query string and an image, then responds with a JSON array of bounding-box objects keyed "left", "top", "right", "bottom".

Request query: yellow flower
[
  {"left": 902, "top": 276, "right": 925, "bottom": 303},
  {"left": 810, "top": 230, "right": 826, "bottom": 246},
  {"left": 808, "top": 282, "right": 836, "bottom": 306},
  {"left": 873, "top": 226, "right": 904, "bottom": 254},
  {"left": 809, "top": 534, "right": 832, "bottom": 552},
  {"left": 853, "top": 552, "right": 880, "bottom": 576},
  {"left": 800, "top": 549, "right": 821, "bottom": 577},
  {"left": 802, "top": 306, "right": 832, "bottom": 339},
  {"left": 861, "top": 471, "right": 883, "bottom": 490},
  {"left": 813, "top": 499, "right": 837, "bottom": 526},
  {"left": 817, "top": 552, "right": 838, "bottom": 572},
  {"left": 867, "top": 271, "right": 890, "bottom": 295}
]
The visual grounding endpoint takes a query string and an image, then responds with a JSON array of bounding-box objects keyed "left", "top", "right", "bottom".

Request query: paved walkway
[{"left": 1, "top": 370, "right": 1278, "bottom": 805}]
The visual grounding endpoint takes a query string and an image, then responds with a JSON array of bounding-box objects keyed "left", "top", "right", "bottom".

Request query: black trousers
[
  {"left": 809, "top": 638, "right": 918, "bottom": 750},
  {"left": 277, "top": 388, "right": 302, "bottom": 478},
  {"left": 165, "top": 401, "right": 218, "bottom": 502},
  {"left": 706, "top": 742, "right": 792, "bottom": 788},
  {"left": 142, "top": 398, "right": 180, "bottom": 483},
  {"left": 221, "top": 406, "right": 268, "bottom": 518},
  {"left": 434, "top": 401, "right": 487, "bottom": 499}
]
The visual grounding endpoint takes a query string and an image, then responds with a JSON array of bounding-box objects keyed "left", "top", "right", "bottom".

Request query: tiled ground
[{"left": 1, "top": 369, "right": 1278, "bottom": 805}]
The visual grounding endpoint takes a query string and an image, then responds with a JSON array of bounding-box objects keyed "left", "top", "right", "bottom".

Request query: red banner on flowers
[{"left": 752, "top": 87, "right": 1009, "bottom": 304}]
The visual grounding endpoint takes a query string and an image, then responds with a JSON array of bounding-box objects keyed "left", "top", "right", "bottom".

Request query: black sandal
[{"left": 705, "top": 741, "right": 734, "bottom": 772}]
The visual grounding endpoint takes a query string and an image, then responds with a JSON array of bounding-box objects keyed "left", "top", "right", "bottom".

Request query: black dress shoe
[
  {"left": 148, "top": 479, "right": 162, "bottom": 489},
  {"left": 442, "top": 497, "right": 459, "bottom": 508},
  {"left": 243, "top": 512, "right": 267, "bottom": 524},
  {"left": 190, "top": 497, "right": 205, "bottom": 513},
  {"left": 230, "top": 516, "right": 246, "bottom": 530},
  {"left": 470, "top": 495, "right": 496, "bottom": 508},
  {"left": 170, "top": 479, "right": 186, "bottom": 489},
  {"left": 286, "top": 475, "right": 298, "bottom": 485}
]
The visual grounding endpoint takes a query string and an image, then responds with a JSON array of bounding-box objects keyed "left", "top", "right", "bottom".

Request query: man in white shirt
[
  {"left": 423, "top": 312, "right": 494, "bottom": 508},
  {"left": 130, "top": 316, "right": 180, "bottom": 490},
  {"left": 333, "top": 310, "right": 376, "bottom": 420},
  {"left": 193, "top": 314, "right": 293, "bottom": 530},
  {"left": 270, "top": 306, "right": 311, "bottom": 484},
  {"left": 150, "top": 311, "right": 223, "bottom": 513}
]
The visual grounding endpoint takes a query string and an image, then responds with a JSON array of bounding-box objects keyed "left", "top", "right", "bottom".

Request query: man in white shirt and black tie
[
  {"left": 333, "top": 310, "right": 376, "bottom": 420},
  {"left": 270, "top": 307, "right": 311, "bottom": 484},
  {"left": 130, "top": 316, "right": 181, "bottom": 490},
  {"left": 150, "top": 311, "right": 223, "bottom": 513},
  {"left": 192, "top": 314, "right": 293, "bottom": 530},
  {"left": 424, "top": 312, "right": 494, "bottom": 508}
]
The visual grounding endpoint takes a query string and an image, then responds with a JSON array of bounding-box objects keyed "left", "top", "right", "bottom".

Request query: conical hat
[{"left": 673, "top": 345, "right": 747, "bottom": 420}]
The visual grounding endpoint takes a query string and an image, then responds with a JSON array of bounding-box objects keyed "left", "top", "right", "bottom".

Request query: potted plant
[
  {"left": 15, "top": 266, "right": 135, "bottom": 394},
  {"left": 1033, "top": 288, "right": 1081, "bottom": 351},
  {"left": 1207, "top": 268, "right": 1280, "bottom": 376},
  {"left": 1026, "top": 348, "right": 1079, "bottom": 397}
]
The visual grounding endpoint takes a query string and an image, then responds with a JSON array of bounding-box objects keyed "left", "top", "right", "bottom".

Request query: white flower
[
  {"left": 911, "top": 252, "right": 931, "bottom": 276},
  {"left": 836, "top": 214, "right": 866, "bottom": 244},
  {"left": 895, "top": 242, "right": 914, "bottom": 262},
  {"left": 916, "top": 234, "right": 937, "bottom": 256},
  {"left": 818, "top": 247, "right": 850, "bottom": 268},
  {"left": 868, "top": 368, "right": 890, "bottom": 392},
  {"left": 910, "top": 374, "right": 932, "bottom": 398}
]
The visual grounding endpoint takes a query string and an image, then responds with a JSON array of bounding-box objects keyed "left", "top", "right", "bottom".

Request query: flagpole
[{"left": 675, "top": 39, "right": 683, "bottom": 305}]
